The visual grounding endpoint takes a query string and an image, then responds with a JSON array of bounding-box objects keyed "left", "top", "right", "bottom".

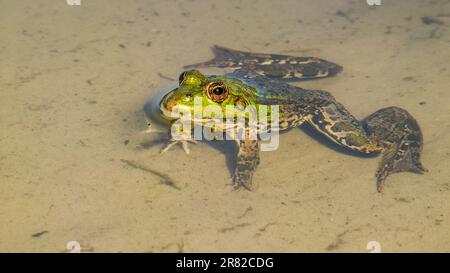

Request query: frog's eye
[
  {"left": 206, "top": 82, "right": 228, "bottom": 103},
  {"left": 178, "top": 72, "right": 187, "bottom": 85}
]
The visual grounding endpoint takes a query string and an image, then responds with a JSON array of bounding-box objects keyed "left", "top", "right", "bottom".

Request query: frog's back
[{"left": 228, "top": 70, "right": 335, "bottom": 108}]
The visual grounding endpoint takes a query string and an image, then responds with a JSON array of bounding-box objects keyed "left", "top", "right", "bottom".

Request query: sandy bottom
[{"left": 1, "top": 0, "right": 449, "bottom": 252}]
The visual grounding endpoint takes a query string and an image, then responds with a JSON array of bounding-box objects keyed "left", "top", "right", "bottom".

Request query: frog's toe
[
  {"left": 232, "top": 173, "right": 254, "bottom": 191},
  {"left": 181, "top": 139, "right": 198, "bottom": 154},
  {"left": 376, "top": 149, "right": 427, "bottom": 193},
  {"left": 160, "top": 139, "right": 197, "bottom": 155},
  {"left": 160, "top": 140, "right": 179, "bottom": 154},
  {"left": 411, "top": 162, "right": 428, "bottom": 174}
]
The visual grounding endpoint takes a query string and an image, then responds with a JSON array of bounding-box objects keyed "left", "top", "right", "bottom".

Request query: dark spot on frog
[
  {"left": 86, "top": 79, "right": 93, "bottom": 86},
  {"left": 87, "top": 100, "right": 97, "bottom": 104},
  {"left": 32, "top": 230, "right": 48, "bottom": 238},
  {"left": 124, "top": 139, "right": 130, "bottom": 145},
  {"left": 118, "top": 43, "right": 126, "bottom": 49},
  {"left": 301, "top": 65, "right": 319, "bottom": 77},
  {"left": 419, "top": 101, "right": 426, "bottom": 105},
  {"left": 402, "top": 76, "right": 415, "bottom": 82}
]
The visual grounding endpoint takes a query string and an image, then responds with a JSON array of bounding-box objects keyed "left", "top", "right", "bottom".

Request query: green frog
[{"left": 153, "top": 45, "right": 427, "bottom": 192}]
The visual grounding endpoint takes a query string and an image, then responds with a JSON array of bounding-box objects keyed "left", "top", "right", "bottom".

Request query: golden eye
[
  {"left": 178, "top": 71, "right": 187, "bottom": 85},
  {"left": 206, "top": 82, "right": 228, "bottom": 103}
]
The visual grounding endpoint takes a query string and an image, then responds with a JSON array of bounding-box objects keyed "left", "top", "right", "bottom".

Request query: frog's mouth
[
  {"left": 159, "top": 100, "right": 210, "bottom": 124},
  {"left": 159, "top": 101, "right": 240, "bottom": 130},
  {"left": 158, "top": 94, "right": 189, "bottom": 121}
]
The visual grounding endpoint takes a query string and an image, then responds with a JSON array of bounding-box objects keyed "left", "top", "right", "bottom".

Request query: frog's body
[{"left": 155, "top": 45, "right": 426, "bottom": 192}]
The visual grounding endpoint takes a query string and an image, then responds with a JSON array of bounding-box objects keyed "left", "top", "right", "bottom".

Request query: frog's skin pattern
[
  {"left": 158, "top": 45, "right": 426, "bottom": 192},
  {"left": 363, "top": 107, "right": 427, "bottom": 192},
  {"left": 184, "top": 45, "right": 343, "bottom": 82}
]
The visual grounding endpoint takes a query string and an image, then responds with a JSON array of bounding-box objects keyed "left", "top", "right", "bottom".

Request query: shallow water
[{"left": 1, "top": 0, "right": 450, "bottom": 252}]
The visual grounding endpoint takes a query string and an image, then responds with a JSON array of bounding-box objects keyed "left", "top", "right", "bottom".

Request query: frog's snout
[
  {"left": 164, "top": 97, "right": 176, "bottom": 112},
  {"left": 159, "top": 91, "right": 191, "bottom": 120},
  {"left": 160, "top": 91, "right": 176, "bottom": 112}
]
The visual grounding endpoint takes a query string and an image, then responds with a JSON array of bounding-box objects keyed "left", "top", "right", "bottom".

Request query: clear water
[{"left": 1, "top": 0, "right": 449, "bottom": 252}]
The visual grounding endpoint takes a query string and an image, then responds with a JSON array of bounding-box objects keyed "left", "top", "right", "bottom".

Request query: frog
[{"left": 153, "top": 45, "right": 427, "bottom": 192}]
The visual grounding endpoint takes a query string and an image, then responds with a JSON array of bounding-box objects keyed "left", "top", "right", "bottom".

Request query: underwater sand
[{"left": 1, "top": 0, "right": 450, "bottom": 252}]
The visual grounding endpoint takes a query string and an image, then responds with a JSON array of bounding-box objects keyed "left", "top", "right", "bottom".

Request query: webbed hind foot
[
  {"left": 363, "top": 107, "right": 427, "bottom": 192},
  {"left": 375, "top": 144, "right": 428, "bottom": 192}
]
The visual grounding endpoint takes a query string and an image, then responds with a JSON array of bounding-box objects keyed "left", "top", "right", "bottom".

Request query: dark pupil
[{"left": 213, "top": 87, "right": 224, "bottom": 95}]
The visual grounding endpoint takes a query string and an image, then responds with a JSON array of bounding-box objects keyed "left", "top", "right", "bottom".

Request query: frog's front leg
[
  {"left": 233, "top": 133, "right": 261, "bottom": 190},
  {"left": 160, "top": 120, "right": 197, "bottom": 155}
]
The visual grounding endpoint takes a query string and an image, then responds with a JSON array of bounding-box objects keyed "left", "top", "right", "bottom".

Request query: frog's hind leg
[
  {"left": 184, "top": 45, "right": 343, "bottom": 81},
  {"left": 363, "top": 107, "right": 427, "bottom": 192},
  {"left": 305, "top": 98, "right": 382, "bottom": 155}
]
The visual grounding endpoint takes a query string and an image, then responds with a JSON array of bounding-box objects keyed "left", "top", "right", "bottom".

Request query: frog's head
[{"left": 159, "top": 70, "right": 258, "bottom": 122}]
